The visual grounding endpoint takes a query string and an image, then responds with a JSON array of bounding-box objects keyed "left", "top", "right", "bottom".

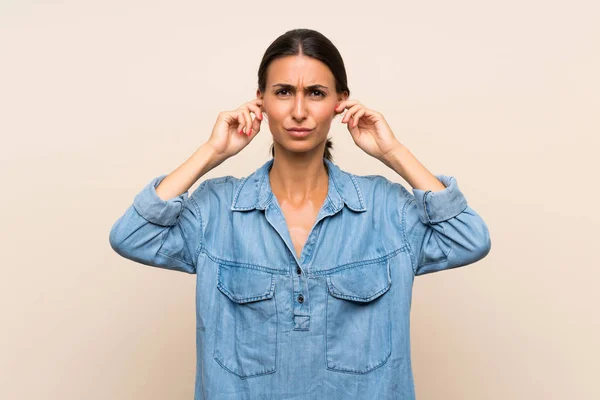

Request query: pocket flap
[
  {"left": 326, "top": 259, "right": 391, "bottom": 302},
  {"left": 217, "top": 264, "right": 275, "bottom": 304}
]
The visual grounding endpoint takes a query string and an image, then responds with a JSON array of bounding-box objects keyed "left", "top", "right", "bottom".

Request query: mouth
[{"left": 286, "top": 128, "right": 314, "bottom": 138}]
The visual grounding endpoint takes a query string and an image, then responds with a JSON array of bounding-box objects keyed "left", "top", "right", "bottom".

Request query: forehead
[{"left": 267, "top": 55, "right": 334, "bottom": 86}]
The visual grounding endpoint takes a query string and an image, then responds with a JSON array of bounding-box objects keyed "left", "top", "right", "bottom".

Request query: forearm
[
  {"left": 155, "top": 143, "right": 226, "bottom": 201},
  {"left": 381, "top": 143, "right": 446, "bottom": 192}
]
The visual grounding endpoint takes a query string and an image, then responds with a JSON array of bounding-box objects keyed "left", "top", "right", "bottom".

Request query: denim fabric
[{"left": 109, "top": 157, "right": 491, "bottom": 399}]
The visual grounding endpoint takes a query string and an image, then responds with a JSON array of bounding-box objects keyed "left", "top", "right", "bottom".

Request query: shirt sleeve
[
  {"left": 108, "top": 174, "right": 205, "bottom": 274},
  {"left": 401, "top": 174, "right": 491, "bottom": 276}
]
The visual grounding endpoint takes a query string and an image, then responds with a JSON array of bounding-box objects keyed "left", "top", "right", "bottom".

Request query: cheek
[
  {"left": 313, "top": 105, "right": 335, "bottom": 122},
  {"left": 264, "top": 103, "right": 285, "bottom": 120}
]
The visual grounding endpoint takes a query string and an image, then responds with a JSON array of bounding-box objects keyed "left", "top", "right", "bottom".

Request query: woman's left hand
[{"left": 335, "top": 100, "right": 402, "bottom": 161}]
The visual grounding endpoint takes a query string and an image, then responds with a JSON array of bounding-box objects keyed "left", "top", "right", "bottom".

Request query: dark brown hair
[{"left": 257, "top": 29, "right": 350, "bottom": 162}]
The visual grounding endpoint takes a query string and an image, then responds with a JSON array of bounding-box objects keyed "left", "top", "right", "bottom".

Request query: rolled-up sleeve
[
  {"left": 402, "top": 175, "right": 491, "bottom": 276},
  {"left": 109, "top": 175, "right": 204, "bottom": 274}
]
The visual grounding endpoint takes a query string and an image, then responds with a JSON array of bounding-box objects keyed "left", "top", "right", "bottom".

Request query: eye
[{"left": 274, "top": 89, "right": 326, "bottom": 98}]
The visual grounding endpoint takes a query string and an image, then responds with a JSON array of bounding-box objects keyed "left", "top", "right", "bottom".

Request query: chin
[{"left": 276, "top": 141, "right": 327, "bottom": 157}]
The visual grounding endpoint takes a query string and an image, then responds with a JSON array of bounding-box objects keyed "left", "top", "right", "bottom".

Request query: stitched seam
[
  {"left": 423, "top": 190, "right": 432, "bottom": 224},
  {"left": 231, "top": 176, "right": 249, "bottom": 209},
  {"left": 327, "top": 280, "right": 391, "bottom": 302},
  {"left": 216, "top": 265, "right": 275, "bottom": 302},
  {"left": 402, "top": 198, "right": 417, "bottom": 275},
  {"left": 326, "top": 352, "right": 391, "bottom": 374},
  {"left": 348, "top": 173, "right": 366, "bottom": 209},
  {"left": 262, "top": 162, "right": 276, "bottom": 209},
  {"left": 429, "top": 201, "right": 468, "bottom": 224},
  {"left": 202, "top": 232, "right": 407, "bottom": 277},
  {"left": 213, "top": 263, "right": 278, "bottom": 379},
  {"left": 204, "top": 251, "right": 287, "bottom": 274},
  {"left": 217, "top": 283, "right": 274, "bottom": 302},
  {"left": 189, "top": 194, "right": 203, "bottom": 267},
  {"left": 324, "top": 193, "right": 335, "bottom": 212},
  {"left": 310, "top": 246, "right": 405, "bottom": 277},
  {"left": 328, "top": 172, "right": 343, "bottom": 210}
]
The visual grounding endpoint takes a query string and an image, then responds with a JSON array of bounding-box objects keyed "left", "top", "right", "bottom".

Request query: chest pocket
[
  {"left": 325, "top": 258, "right": 392, "bottom": 374},
  {"left": 214, "top": 264, "right": 278, "bottom": 379}
]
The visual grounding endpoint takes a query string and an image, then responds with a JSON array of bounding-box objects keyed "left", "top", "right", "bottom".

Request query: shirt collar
[{"left": 230, "top": 158, "right": 367, "bottom": 213}]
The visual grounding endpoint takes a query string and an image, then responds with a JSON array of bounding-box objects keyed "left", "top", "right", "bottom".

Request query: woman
[{"left": 109, "top": 28, "right": 491, "bottom": 400}]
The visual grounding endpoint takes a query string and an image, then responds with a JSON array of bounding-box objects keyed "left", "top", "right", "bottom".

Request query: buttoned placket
[
  {"left": 264, "top": 194, "right": 339, "bottom": 331},
  {"left": 291, "top": 255, "right": 310, "bottom": 330}
]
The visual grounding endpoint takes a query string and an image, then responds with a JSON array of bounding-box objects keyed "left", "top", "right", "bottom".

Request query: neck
[{"left": 269, "top": 153, "right": 329, "bottom": 204}]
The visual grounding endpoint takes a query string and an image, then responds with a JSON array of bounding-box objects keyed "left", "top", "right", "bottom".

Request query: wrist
[
  {"left": 200, "top": 142, "right": 227, "bottom": 165},
  {"left": 380, "top": 142, "right": 406, "bottom": 169},
  {"left": 192, "top": 143, "right": 225, "bottom": 178}
]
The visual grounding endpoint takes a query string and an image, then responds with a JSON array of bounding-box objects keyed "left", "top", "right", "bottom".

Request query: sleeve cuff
[
  {"left": 133, "top": 174, "right": 189, "bottom": 226},
  {"left": 412, "top": 175, "right": 468, "bottom": 224}
]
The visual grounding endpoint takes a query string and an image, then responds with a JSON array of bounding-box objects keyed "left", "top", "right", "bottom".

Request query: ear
[
  {"left": 337, "top": 91, "right": 349, "bottom": 103},
  {"left": 256, "top": 88, "right": 267, "bottom": 119},
  {"left": 334, "top": 91, "right": 349, "bottom": 117}
]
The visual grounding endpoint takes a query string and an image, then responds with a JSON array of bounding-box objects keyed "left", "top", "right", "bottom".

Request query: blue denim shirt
[{"left": 109, "top": 157, "right": 491, "bottom": 399}]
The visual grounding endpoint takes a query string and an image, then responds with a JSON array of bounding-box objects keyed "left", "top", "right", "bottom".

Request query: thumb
[{"left": 251, "top": 112, "right": 263, "bottom": 134}]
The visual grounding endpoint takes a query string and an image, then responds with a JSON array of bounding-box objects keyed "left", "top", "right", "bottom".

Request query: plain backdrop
[{"left": 1, "top": 1, "right": 598, "bottom": 399}]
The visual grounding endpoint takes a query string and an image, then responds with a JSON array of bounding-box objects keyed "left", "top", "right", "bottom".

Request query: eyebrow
[{"left": 271, "top": 83, "right": 329, "bottom": 90}]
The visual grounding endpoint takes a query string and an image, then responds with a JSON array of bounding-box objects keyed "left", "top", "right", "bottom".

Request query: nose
[{"left": 291, "top": 93, "right": 308, "bottom": 122}]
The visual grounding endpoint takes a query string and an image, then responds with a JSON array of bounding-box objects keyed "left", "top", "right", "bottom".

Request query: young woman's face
[{"left": 258, "top": 55, "right": 347, "bottom": 155}]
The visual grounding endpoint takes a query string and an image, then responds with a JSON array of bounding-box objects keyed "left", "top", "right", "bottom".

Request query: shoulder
[
  {"left": 346, "top": 171, "right": 413, "bottom": 204},
  {"left": 190, "top": 175, "right": 242, "bottom": 205}
]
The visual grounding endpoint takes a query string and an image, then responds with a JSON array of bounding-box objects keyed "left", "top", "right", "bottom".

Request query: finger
[
  {"left": 342, "top": 104, "right": 362, "bottom": 123},
  {"left": 237, "top": 111, "right": 247, "bottom": 135},
  {"left": 249, "top": 99, "right": 263, "bottom": 112},
  {"left": 335, "top": 99, "right": 359, "bottom": 113},
  {"left": 243, "top": 108, "right": 253, "bottom": 135},
  {"left": 249, "top": 118, "right": 261, "bottom": 138},
  {"left": 251, "top": 109, "right": 262, "bottom": 134},
  {"left": 352, "top": 109, "right": 366, "bottom": 128},
  {"left": 339, "top": 103, "right": 361, "bottom": 122},
  {"left": 247, "top": 103, "right": 263, "bottom": 121}
]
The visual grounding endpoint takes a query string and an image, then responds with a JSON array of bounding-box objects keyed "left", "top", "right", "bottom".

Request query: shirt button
[
  {"left": 297, "top": 294, "right": 304, "bottom": 303},
  {"left": 296, "top": 267, "right": 302, "bottom": 275}
]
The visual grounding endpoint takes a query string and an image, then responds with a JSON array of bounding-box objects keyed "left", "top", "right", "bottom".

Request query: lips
[{"left": 286, "top": 128, "right": 313, "bottom": 138}]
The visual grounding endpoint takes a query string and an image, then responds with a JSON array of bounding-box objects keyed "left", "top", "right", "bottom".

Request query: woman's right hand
[{"left": 206, "top": 99, "right": 264, "bottom": 160}]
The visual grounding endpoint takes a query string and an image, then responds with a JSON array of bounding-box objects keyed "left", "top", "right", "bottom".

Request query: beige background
[{"left": 1, "top": 0, "right": 598, "bottom": 399}]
